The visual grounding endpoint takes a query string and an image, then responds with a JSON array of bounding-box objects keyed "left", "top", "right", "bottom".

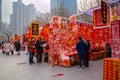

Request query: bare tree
[
  {"left": 34, "top": 12, "right": 52, "bottom": 26},
  {"left": 2, "top": 22, "right": 13, "bottom": 41}
]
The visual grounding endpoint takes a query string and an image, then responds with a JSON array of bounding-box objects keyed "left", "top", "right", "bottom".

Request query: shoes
[
  {"left": 79, "top": 67, "right": 83, "bottom": 70},
  {"left": 83, "top": 65, "right": 89, "bottom": 68},
  {"left": 29, "top": 63, "right": 32, "bottom": 65},
  {"left": 37, "top": 61, "right": 41, "bottom": 63},
  {"left": 32, "top": 61, "right": 35, "bottom": 64},
  {"left": 17, "top": 53, "right": 20, "bottom": 55}
]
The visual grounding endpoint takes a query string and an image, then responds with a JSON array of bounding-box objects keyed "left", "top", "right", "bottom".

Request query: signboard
[
  {"left": 111, "top": 20, "right": 120, "bottom": 38},
  {"left": 93, "top": 7, "right": 110, "bottom": 27},
  {"left": 30, "top": 22, "right": 40, "bottom": 38},
  {"left": 101, "top": 0, "right": 107, "bottom": 24},
  {"left": 31, "top": 23, "right": 39, "bottom": 35}
]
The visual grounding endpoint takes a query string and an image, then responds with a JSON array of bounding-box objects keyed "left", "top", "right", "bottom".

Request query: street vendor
[{"left": 105, "top": 42, "right": 111, "bottom": 58}]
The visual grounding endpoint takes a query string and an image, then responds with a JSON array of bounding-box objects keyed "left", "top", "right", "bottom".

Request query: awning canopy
[{"left": 82, "top": 0, "right": 120, "bottom": 16}]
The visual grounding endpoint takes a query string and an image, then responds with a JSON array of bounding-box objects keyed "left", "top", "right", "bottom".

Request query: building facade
[
  {"left": 10, "top": 0, "right": 36, "bottom": 36},
  {"left": 0, "top": 0, "right": 2, "bottom": 31},
  {"left": 26, "top": 4, "right": 36, "bottom": 29},
  {"left": 51, "top": 0, "right": 77, "bottom": 17},
  {"left": 78, "top": 0, "right": 100, "bottom": 11}
]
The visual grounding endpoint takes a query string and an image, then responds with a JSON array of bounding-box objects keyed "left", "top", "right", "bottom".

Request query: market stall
[
  {"left": 40, "top": 0, "right": 120, "bottom": 67},
  {"left": 40, "top": 14, "right": 112, "bottom": 67}
]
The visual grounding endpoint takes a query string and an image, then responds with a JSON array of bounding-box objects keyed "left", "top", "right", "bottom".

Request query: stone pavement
[{"left": 0, "top": 50, "right": 103, "bottom": 80}]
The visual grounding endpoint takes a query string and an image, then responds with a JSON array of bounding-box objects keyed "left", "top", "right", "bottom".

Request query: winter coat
[
  {"left": 35, "top": 40, "right": 44, "bottom": 54},
  {"left": 76, "top": 40, "right": 87, "bottom": 56},
  {"left": 106, "top": 43, "right": 111, "bottom": 57},
  {"left": 10, "top": 43, "right": 14, "bottom": 51},
  {"left": 14, "top": 41, "right": 20, "bottom": 51},
  {"left": 5, "top": 43, "right": 10, "bottom": 53},
  {"left": 28, "top": 40, "right": 35, "bottom": 53}
]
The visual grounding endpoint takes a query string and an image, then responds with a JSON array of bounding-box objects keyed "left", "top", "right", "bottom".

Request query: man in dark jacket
[
  {"left": 76, "top": 36, "right": 87, "bottom": 70},
  {"left": 14, "top": 40, "right": 21, "bottom": 55},
  {"left": 35, "top": 37, "right": 45, "bottom": 63}
]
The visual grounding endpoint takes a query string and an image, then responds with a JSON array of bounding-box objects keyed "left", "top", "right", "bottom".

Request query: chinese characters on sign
[
  {"left": 101, "top": 0, "right": 107, "bottom": 24},
  {"left": 31, "top": 23, "right": 39, "bottom": 35},
  {"left": 93, "top": 7, "right": 110, "bottom": 27}
]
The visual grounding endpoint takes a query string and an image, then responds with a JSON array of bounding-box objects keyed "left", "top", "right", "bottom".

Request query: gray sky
[
  {"left": 2, "top": 0, "right": 50, "bottom": 23},
  {"left": 2, "top": 0, "right": 86, "bottom": 23}
]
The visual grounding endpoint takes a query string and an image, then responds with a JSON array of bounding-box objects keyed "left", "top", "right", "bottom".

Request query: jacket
[
  {"left": 28, "top": 40, "right": 35, "bottom": 53},
  {"left": 76, "top": 40, "right": 87, "bottom": 56}
]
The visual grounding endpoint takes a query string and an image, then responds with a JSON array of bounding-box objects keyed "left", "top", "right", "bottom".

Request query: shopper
[
  {"left": 10, "top": 42, "right": 14, "bottom": 55},
  {"left": 105, "top": 42, "right": 111, "bottom": 58},
  {"left": 42, "top": 42, "right": 49, "bottom": 63},
  {"left": 14, "top": 40, "right": 21, "bottom": 55},
  {"left": 24, "top": 41, "right": 28, "bottom": 55},
  {"left": 76, "top": 36, "right": 87, "bottom": 70},
  {"left": 85, "top": 40, "right": 91, "bottom": 67},
  {"left": 35, "top": 37, "right": 44, "bottom": 63},
  {"left": 1, "top": 41, "right": 5, "bottom": 54},
  {"left": 5, "top": 41, "right": 11, "bottom": 56},
  {"left": 28, "top": 37, "right": 35, "bottom": 65}
]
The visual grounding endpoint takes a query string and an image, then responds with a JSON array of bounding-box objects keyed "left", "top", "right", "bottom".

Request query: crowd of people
[
  {"left": 27, "top": 37, "right": 49, "bottom": 65},
  {"left": 0, "top": 36, "right": 111, "bottom": 67},
  {"left": 0, "top": 37, "right": 49, "bottom": 65},
  {"left": 1, "top": 41, "right": 20, "bottom": 56}
]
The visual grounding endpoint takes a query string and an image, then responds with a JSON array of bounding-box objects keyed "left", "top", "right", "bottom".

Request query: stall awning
[{"left": 82, "top": 0, "right": 120, "bottom": 16}]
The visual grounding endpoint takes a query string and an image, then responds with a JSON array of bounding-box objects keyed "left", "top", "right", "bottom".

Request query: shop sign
[
  {"left": 31, "top": 23, "right": 39, "bottom": 35},
  {"left": 93, "top": 8, "right": 110, "bottom": 27},
  {"left": 30, "top": 22, "right": 40, "bottom": 38},
  {"left": 101, "top": 0, "right": 107, "bottom": 24}
]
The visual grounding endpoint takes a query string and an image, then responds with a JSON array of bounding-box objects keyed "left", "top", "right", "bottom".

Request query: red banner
[
  {"left": 101, "top": 0, "right": 107, "bottom": 24},
  {"left": 111, "top": 20, "right": 120, "bottom": 38},
  {"left": 93, "top": 8, "right": 110, "bottom": 27}
]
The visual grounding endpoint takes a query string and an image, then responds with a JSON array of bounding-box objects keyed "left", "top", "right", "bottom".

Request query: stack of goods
[
  {"left": 40, "top": 15, "right": 111, "bottom": 67},
  {"left": 47, "top": 16, "right": 93, "bottom": 67},
  {"left": 89, "top": 47, "right": 106, "bottom": 60},
  {"left": 109, "top": 39, "right": 120, "bottom": 58},
  {"left": 103, "top": 58, "right": 120, "bottom": 80},
  {"left": 90, "top": 27, "right": 111, "bottom": 49},
  {"left": 40, "top": 24, "right": 50, "bottom": 42}
]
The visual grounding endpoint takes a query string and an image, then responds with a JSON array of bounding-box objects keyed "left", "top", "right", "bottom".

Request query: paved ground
[{"left": 0, "top": 50, "right": 103, "bottom": 80}]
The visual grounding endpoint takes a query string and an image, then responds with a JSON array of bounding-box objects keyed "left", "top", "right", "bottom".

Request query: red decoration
[
  {"left": 93, "top": 8, "right": 110, "bottom": 27},
  {"left": 111, "top": 20, "right": 120, "bottom": 38}
]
